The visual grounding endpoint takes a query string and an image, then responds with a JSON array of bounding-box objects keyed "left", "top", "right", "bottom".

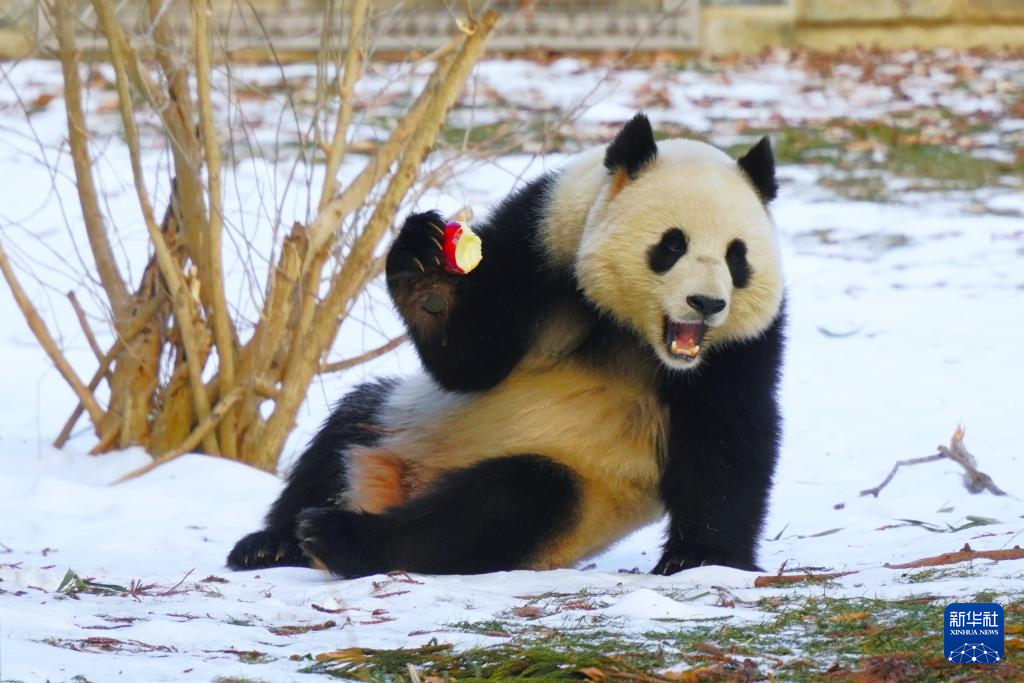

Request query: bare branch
[
  {"left": 303, "top": 33, "right": 462, "bottom": 257},
  {"left": 52, "top": 0, "right": 129, "bottom": 315},
  {"left": 319, "top": 335, "right": 406, "bottom": 375},
  {"left": 0, "top": 239, "right": 105, "bottom": 432},
  {"left": 253, "top": 11, "right": 500, "bottom": 469},
  {"left": 91, "top": 0, "right": 217, "bottom": 454},
  {"left": 318, "top": 0, "right": 369, "bottom": 210},
  {"left": 192, "top": 0, "right": 238, "bottom": 457},
  {"left": 147, "top": 0, "right": 213, "bottom": 318}
]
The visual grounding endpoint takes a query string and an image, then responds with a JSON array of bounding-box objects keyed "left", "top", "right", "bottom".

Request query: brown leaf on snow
[
  {"left": 512, "top": 605, "right": 546, "bottom": 619},
  {"left": 884, "top": 543, "right": 1024, "bottom": 569},
  {"left": 30, "top": 93, "right": 57, "bottom": 111}
]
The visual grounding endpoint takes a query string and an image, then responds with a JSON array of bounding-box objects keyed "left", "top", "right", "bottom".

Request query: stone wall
[
  {"left": 789, "top": 0, "right": 1024, "bottom": 51},
  {"left": 0, "top": 0, "right": 698, "bottom": 58},
  {"left": 2, "top": 0, "right": 1024, "bottom": 59}
]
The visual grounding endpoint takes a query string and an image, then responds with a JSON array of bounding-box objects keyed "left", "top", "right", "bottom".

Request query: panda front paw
[
  {"left": 386, "top": 211, "right": 450, "bottom": 281},
  {"left": 227, "top": 529, "right": 306, "bottom": 570},
  {"left": 652, "top": 544, "right": 761, "bottom": 576},
  {"left": 386, "top": 211, "right": 459, "bottom": 333},
  {"left": 295, "top": 507, "right": 381, "bottom": 578}
]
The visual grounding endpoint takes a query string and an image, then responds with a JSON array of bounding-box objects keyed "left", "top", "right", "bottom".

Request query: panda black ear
[
  {"left": 737, "top": 136, "right": 778, "bottom": 204},
  {"left": 604, "top": 113, "right": 658, "bottom": 180}
]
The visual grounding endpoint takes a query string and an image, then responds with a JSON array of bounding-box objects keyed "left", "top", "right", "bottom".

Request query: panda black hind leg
[
  {"left": 226, "top": 379, "right": 396, "bottom": 571},
  {"left": 295, "top": 454, "right": 581, "bottom": 577}
]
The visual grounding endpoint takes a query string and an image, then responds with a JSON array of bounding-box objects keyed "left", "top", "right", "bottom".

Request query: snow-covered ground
[{"left": 1, "top": 51, "right": 1023, "bottom": 681}]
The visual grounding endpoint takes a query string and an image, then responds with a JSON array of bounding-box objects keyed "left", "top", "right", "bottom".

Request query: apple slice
[{"left": 441, "top": 221, "right": 483, "bottom": 275}]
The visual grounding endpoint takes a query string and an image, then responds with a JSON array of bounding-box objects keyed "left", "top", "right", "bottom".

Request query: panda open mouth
[{"left": 664, "top": 317, "right": 707, "bottom": 360}]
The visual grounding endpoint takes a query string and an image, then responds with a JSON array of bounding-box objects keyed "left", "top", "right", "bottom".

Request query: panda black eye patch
[
  {"left": 726, "top": 238, "right": 752, "bottom": 288},
  {"left": 647, "top": 228, "right": 688, "bottom": 274}
]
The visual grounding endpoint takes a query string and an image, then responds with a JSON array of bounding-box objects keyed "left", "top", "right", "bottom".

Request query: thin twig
[
  {"left": 67, "top": 290, "right": 105, "bottom": 365},
  {"left": 319, "top": 335, "right": 406, "bottom": 375},
  {"left": 860, "top": 426, "right": 1007, "bottom": 498},
  {"left": 0, "top": 239, "right": 105, "bottom": 433}
]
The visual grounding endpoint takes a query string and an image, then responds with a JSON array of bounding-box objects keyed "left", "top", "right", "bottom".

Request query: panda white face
[{"left": 572, "top": 116, "right": 783, "bottom": 372}]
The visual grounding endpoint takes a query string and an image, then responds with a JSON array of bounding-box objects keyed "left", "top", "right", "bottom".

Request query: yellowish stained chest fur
[{"left": 344, "top": 320, "right": 667, "bottom": 567}]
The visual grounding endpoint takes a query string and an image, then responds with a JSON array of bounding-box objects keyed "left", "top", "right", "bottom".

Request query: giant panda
[{"left": 227, "top": 113, "right": 785, "bottom": 577}]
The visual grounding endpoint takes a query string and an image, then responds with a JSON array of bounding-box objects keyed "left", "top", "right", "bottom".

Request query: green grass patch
[{"left": 299, "top": 592, "right": 1024, "bottom": 681}]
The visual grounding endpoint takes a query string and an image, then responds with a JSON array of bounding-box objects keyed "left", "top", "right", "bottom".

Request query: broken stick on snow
[{"left": 860, "top": 426, "right": 1007, "bottom": 498}]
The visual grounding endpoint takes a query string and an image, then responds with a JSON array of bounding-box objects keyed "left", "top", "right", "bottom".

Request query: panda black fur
[{"left": 228, "top": 113, "right": 785, "bottom": 577}]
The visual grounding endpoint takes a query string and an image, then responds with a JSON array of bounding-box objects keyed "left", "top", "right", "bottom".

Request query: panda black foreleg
[
  {"left": 295, "top": 454, "right": 581, "bottom": 577},
  {"left": 385, "top": 203, "right": 567, "bottom": 393},
  {"left": 226, "top": 379, "right": 395, "bottom": 571},
  {"left": 654, "top": 312, "right": 785, "bottom": 575}
]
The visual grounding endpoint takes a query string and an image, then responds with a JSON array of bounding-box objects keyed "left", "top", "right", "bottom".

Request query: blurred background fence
[{"left": 1, "top": 0, "right": 1022, "bottom": 60}]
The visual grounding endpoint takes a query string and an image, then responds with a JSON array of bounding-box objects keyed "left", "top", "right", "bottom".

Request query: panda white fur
[{"left": 228, "top": 113, "right": 785, "bottom": 577}]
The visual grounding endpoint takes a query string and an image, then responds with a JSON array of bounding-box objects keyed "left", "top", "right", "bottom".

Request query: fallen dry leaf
[
  {"left": 512, "top": 605, "right": 546, "bottom": 619},
  {"left": 831, "top": 611, "right": 870, "bottom": 623}
]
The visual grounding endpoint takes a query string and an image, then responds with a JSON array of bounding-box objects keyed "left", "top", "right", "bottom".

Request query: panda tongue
[{"left": 671, "top": 322, "right": 704, "bottom": 357}]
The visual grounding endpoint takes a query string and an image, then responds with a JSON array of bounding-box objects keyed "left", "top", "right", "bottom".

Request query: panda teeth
[
  {"left": 664, "top": 318, "right": 707, "bottom": 360},
  {"left": 670, "top": 339, "right": 699, "bottom": 357}
]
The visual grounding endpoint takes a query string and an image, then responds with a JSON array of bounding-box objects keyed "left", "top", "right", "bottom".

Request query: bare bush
[{"left": 0, "top": 0, "right": 498, "bottom": 475}]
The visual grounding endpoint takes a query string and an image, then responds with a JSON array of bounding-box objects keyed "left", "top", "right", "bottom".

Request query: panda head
[{"left": 575, "top": 113, "right": 783, "bottom": 371}]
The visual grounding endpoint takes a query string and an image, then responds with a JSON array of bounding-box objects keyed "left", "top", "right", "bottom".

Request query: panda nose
[{"left": 687, "top": 295, "right": 726, "bottom": 316}]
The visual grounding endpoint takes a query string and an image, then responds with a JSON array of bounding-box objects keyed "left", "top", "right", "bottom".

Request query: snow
[{"left": 2, "top": 50, "right": 1023, "bottom": 680}]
